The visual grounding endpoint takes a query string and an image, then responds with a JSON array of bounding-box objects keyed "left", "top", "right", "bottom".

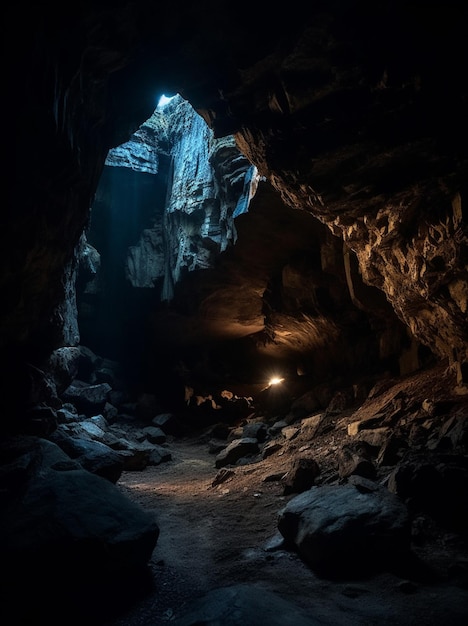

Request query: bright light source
[
  {"left": 157, "top": 94, "right": 176, "bottom": 108},
  {"left": 268, "top": 377, "right": 284, "bottom": 386}
]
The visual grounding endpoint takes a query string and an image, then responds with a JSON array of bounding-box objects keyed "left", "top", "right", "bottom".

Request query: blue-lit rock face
[
  {"left": 104, "top": 124, "right": 161, "bottom": 175},
  {"left": 161, "top": 97, "right": 257, "bottom": 300},
  {"left": 78, "top": 95, "right": 258, "bottom": 358},
  {"left": 96, "top": 95, "right": 257, "bottom": 299}
]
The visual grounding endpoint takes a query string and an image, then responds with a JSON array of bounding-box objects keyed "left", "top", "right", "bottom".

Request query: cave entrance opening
[
  {"left": 76, "top": 93, "right": 259, "bottom": 397},
  {"left": 157, "top": 93, "right": 176, "bottom": 108}
]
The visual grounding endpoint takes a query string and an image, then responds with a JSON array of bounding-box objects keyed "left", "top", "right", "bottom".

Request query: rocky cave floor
[{"left": 92, "top": 365, "right": 468, "bottom": 626}]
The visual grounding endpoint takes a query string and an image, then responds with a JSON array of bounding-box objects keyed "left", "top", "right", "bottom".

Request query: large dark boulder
[
  {"left": 278, "top": 479, "right": 410, "bottom": 578},
  {"left": 0, "top": 435, "right": 159, "bottom": 620}
]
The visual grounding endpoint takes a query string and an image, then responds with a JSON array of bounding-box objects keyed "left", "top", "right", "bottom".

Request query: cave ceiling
[{"left": 5, "top": 1, "right": 468, "bottom": 384}]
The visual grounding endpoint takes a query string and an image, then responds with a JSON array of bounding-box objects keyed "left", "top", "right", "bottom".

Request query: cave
[{"left": 3, "top": 2, "right": 468, "bottom": 625}]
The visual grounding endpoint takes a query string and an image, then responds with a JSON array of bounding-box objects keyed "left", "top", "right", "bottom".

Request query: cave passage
[{"left": 4, "top": 5, "right": 468, "bottom": 624}]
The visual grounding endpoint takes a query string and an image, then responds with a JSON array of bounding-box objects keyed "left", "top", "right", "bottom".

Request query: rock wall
[
  {"left": 4, "top": 2, "right": 467, "bottom": 411},
  {"left": 79, "top": 95, "right": 258, "bottom": 359},
  {"left": 191, "top": 4, "right": 468, "bottom": 368}
]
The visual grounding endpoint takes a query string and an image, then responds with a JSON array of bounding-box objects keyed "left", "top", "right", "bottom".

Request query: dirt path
[
  {"left": 105, "top": 433, "right": 468, "bottom": 626},
  {"left": 112, "top": 435, "right": 307, "bottom": 623}
]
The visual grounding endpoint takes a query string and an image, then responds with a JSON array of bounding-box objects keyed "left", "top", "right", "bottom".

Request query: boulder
[
  {"left": 242, "top": 421, "right": 267, "bottom": 442},
  {"left": 283, "top": 455, "right": 321, "bottom": 495},
  {"left": 215, "top": 438, "right": 259, "bottom": 468},
  {"left": 152, "top": 412, "right": 183, "bottom": 436},
  {"left": 278, "top": 480, "right": 410, "bottom": 577},
  {"left": 62, "top": 381, "right": 112, "bottom": 415},
  {"left": 337, "top": 444, "right": 377, "bottom": 480},
  {"left": 48, "top": 431, "right": 124, "bottom": 483},
  {"left": 148, "top": 444, "right": 172, "bottom": 466},
  {"left": 0, "top": 436, "right": 159, "bottom": 595},
  {"left": 140, "top": 425, "right": 167, "bottom": 444}
]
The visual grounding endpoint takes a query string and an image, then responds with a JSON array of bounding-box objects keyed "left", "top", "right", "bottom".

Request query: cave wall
[
  {"left": 4, "top": 2, "right": 468, "bottom": 412},
  {"left": 143, "top": 177, "right": 415, "bottom": 405},
  {"left": 222, "top": 5, "right": 468, "bottom": 366}
]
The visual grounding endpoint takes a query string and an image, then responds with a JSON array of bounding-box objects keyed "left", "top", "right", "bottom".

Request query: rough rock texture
[
  {"left": 0, "top": 436, "right": 159, "bottom": 619},
  {"left": 78, "top": 94, "right": 257, "bottom": 359},
  {"left": 212, "top": 4, "right": 468, "bottom": 366},
  {"left": 5, "top": 2, "right": 467, "bottom": 397},
  {"left": 278, "top": 481, "right": 410, "bottom": 577},
  {"left": 4, "top": 6, "right": 467, "bottom": 622},
  {"left": 123, "top": 95, "right": 257, "bottom": 299}
]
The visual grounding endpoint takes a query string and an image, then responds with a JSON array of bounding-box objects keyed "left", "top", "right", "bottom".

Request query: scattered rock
[
  {"left": 62, "top": 381, "right": 112, "bottom": 416},
  {"left": 141, "top": 425, "right": 167, "bottom": 444},
  {"left": 283, "top": 455, "right": 321, "bottom": 495},
  {"left": 338, "top": 444, "right": 376, "bottom": 480},
  {"left": 212, "top": 468, "right": 235, "bottom": 487},
  {"left": 262, "top": 441, "right": 283, "bottom": 458},
  {"left": 215, "top": 438, "right": 259, "bottom": 468},
  {"left": 0, "top": 436, "right": 159, "bottom": 582}
]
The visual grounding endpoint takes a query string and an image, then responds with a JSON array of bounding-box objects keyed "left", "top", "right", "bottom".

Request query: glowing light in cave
[
  {"left": 268, "top": 377, "right": 284, "bottom": 386},
  {"left": 157, "top": 94, "right": 176, "bottom": 108}
]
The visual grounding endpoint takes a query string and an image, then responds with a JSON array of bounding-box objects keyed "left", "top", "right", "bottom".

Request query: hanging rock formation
[
  {"left": 78, "top": 95, "right": 258, "bottom": 359},
  {"left": 99, "top": 94, "right": 257, "bottom": 297}
]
